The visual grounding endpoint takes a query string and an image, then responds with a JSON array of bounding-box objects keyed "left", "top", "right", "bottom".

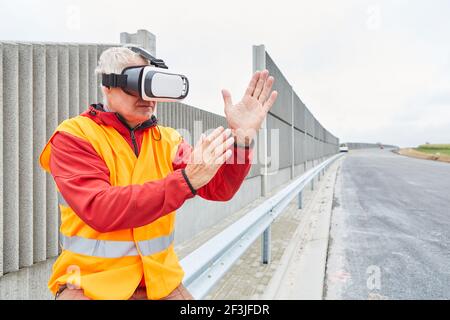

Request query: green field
[{"left": 416, "top": 144, "right": 450, "bottom": 156}]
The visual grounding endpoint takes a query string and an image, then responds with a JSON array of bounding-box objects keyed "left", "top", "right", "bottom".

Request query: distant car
[{"left": 339, "top": 144, "right": 349, "bottom": 152}]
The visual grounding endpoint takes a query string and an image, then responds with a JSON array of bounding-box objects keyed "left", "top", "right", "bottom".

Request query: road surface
[{"left": 325, "top": 149, "right": 450, "bottom": 299}]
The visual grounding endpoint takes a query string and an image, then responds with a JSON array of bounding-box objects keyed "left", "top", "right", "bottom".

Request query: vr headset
[{"left": 102, "top": 46, "right": 189, "bottom": 102}]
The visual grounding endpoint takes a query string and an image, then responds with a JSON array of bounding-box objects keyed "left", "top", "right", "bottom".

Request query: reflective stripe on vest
[
  {"left": 60, "top": 233, "right": 139, "bottom": 258},
  {"left": 60, "top": 231, "right": 175, "bottom": 258},
  {"left": 137, "top": 232, "right": 175, "bottom": 256}
]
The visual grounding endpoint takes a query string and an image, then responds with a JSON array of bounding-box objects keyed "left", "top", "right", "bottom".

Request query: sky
[{"left": 1, "top": 0, "right": 449, "bottom": 147}]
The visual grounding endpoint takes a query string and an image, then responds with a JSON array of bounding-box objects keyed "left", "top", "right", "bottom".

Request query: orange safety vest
[{"left": 40, "top": 115, "right": 185, "bottom": 300}]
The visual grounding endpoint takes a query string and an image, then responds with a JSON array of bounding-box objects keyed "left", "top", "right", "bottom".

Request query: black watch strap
[{"left": 234, "top": 139, "right": 255, "bottom": 149}]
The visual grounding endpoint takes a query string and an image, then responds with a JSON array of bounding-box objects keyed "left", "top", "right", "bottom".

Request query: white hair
[{"left": 95, "top": 47, "right": 149, "bottom": 106}]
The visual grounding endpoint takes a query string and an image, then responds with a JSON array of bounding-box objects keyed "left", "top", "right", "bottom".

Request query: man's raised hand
[{"left": 222, "top": 69, "right": 278, "bottom": 146}]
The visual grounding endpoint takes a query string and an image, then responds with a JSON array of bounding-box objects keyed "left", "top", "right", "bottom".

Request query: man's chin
[{"left": 138, "top": 109, "right": 154, "bottom": 120}]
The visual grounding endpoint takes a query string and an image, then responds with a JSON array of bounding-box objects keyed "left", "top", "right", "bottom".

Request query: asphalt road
[{"left": 325, "top": 149, "right": 450, "bottom": 300}]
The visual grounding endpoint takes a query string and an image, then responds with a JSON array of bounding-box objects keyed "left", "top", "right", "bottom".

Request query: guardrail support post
[
  {"left": 262, "top": 226, "right": 271, "bottom": 264},
  {"left": 311, "top": 178, "right": 314, "bottom": 191},
  {"left": 298, "top": 191, "right": 303, "bottom": 209}
]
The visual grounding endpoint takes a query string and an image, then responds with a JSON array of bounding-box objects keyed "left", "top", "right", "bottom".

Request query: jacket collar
[{"left": 82, "top": 103, "right": 158, "bottom": 135}]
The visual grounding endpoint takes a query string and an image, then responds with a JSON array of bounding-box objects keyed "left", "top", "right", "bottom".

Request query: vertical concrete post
[
  {"left": 303, "top": 106, "right": 307, "bottom": 173},
  {"left": 78, "top": 45, "right": 89, "bottom": 113},
  {"left": 253, "top": 45, "right": 267, "bottom": 196},
  {"left": 57, "top": 45, "right": 70, "bottom": 123},
  {"left": 18, "top": 43, "right": 34, "bottom": 268},
  {"left": 313, "top": 117, "right": 316, "bottom": 163},
  {"left": 96, "top": 45, "right": 106, "bottom": 103},
  {"left": 176, "top": 102, "right": 181, "bottom": 130},
  {"left": 45, "top": 45, "right": 59, "bottom": 258},
  {"left": 0, "top": 43, "right": 3, "bottom": 275},
  {"left": 120, "top": 29, "right": 156, "bottom": 56},
  {"left": 3, "top": 42, "right": 19, "bottom": 273},
  {"left": 88, "top": 45, "right": 98, "bottom": 104},
  {"left": 291, "top": 87, "right": 295, "bottom": 179},
  {"left": 170, "top": 101, "right": 175, "bottom": 128},
  {"left": 253, "top": 45, "right": 271, "bottom": 264},
  {"left": 162, "top": 101, "right": 169, "bottom": 126},
  {"left": 194, "top": 108, "right": 202, "bottom": 144},
  {"left": 178, "top": 102, "right": 184, "bottom": 131},
  {"left": 186, "top": 104, "right": 191, "bottom": 140},
  {"left": 68, "top": 45, "right": 80, "bottom": 118},
  {"left": 32, "top": 43, "right": 47, "bottom": 263}
]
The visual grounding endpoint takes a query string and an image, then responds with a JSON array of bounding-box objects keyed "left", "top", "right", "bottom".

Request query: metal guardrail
[{"left": 180, "top": 153, "right": 344, "bottom": 299}]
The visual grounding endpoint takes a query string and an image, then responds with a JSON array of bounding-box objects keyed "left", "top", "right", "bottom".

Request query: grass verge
[
  {"left": 416, "top": 144, "right": 450, "bottom": 156},
  {"left": 396, "top": 145, "right": 450, "bottom": 164}
]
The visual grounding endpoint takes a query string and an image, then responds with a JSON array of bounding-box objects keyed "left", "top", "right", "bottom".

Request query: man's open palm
[{"left": 222, "top": 70, "right": 278, "bottom": 144}]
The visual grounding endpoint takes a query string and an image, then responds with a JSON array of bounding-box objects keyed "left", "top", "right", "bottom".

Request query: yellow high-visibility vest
[{"left": 40, "top": 115, "right": 184, "bottom": 300}]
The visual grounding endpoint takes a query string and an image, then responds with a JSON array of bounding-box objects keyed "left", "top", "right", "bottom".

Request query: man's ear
[{"left": 101, "top": 85, "right": 111, "bottom": 95}]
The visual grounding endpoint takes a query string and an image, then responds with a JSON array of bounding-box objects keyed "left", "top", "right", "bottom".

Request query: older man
[{"left": 39, "top": 47, "right": 277, "bottom": 300}]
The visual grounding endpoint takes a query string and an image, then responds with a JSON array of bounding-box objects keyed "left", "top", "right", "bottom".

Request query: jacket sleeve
[
  {"left": 172, "top": 139, "right": 254, "bottom": 201},
  {"left": 49, "top": 131, "right": 196, "bottom": 233}
]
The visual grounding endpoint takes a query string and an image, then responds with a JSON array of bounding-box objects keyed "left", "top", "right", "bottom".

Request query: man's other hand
[{"left": 184, "top": 126, "right": 235, "bottom": 191}]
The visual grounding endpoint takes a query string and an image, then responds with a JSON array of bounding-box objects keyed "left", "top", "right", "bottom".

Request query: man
[{"left": 39, "top": 47, "right": 278, "bottom": 300}]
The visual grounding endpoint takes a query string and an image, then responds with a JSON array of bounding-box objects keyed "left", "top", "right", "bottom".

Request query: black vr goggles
[{"left": 102, "top": 46, "right": 189, "bottom": 102}]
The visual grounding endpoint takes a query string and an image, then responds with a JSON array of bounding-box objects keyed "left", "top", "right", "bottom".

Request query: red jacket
[{"left": 49, "top": 104, "right": 253, "bottom": 233}]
